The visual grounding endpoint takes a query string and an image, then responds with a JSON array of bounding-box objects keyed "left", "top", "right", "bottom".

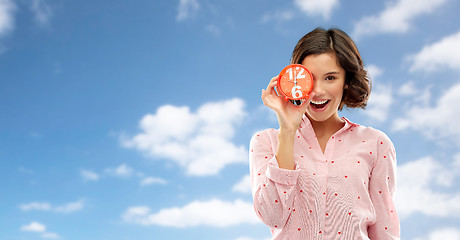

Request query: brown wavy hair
[{"left": 290, "top": 27, "right": 371, "bottom": 110}]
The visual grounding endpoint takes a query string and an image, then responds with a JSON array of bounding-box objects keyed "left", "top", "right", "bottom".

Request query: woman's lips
[{"left": 310, "top": 100, "right": 330, "bottom": 111}]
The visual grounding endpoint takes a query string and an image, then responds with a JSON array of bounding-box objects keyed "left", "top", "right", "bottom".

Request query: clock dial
[{"left": 277, "top": 64, "right": 313, "bottom": 100}]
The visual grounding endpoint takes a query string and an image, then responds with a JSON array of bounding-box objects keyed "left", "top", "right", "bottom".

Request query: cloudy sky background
[{"left": 1, "top": 0, "right": 460, "bottom": 239}]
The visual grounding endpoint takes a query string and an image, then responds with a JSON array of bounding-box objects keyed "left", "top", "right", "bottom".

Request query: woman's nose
[{"left": 312, "top": 78, "right": 323, "bottom": 95}]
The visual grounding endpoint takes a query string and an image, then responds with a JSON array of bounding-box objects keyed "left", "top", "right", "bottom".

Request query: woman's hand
[{"left": 261, "top": 76, "right": 311, "bottom": 133}]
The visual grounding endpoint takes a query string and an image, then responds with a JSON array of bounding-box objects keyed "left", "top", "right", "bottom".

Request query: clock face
[{"left": 277, "top": 64, "right": 313, "bottom": 100}]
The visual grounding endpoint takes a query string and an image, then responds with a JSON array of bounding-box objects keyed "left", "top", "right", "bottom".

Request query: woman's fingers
[
  {"left": 262, "top": 75, "right": 283, "bottom": 108},
  {"left": 297, "top": 92, "right": 314, "bottom": 108},
  {"left": 261, "top": 89, "right": 274, "bottom": 107},
  {"left": 261, "top": 74, "right": 314, "bottom": 132},
  {"left": 299, "top": 98, "right": 310, "bottom": 112},
  {"left": 265, "top": 76, "right": 279, "bottom": 94},
  {"left": 306, "top": 91, "right": 315, "bottom": 103}
]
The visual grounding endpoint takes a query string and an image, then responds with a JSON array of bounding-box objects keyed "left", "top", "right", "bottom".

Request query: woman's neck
[{"left": 307, "top": 113, "right": 345, "bottom": 139}]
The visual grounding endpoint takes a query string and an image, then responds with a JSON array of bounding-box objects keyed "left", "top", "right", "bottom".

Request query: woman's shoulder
[
  {"left": 249, "top": 128, "right": 280, "bottom": 153},
  {"left": 350, "top": 121, "right": 392, "bottom": 144},
  {"left": 249, "top": 128, "right": 280, "bottom": 146},
  {"left": 251, "top": 128, "right": 279, "bottom": 139}
]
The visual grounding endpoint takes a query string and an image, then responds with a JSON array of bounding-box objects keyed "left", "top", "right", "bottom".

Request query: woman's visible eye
[{"left": 325, "top": 76, "right": 336, "bottom": 81}]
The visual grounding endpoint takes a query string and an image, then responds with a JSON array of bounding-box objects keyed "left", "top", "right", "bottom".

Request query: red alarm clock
[{"left": 277, "top": 64, "right": 314, "bottom": 101}]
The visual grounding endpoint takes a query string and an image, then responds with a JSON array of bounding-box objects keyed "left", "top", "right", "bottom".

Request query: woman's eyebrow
[{"left": 324, "top": 71, "right": 341, "bottom": 75}]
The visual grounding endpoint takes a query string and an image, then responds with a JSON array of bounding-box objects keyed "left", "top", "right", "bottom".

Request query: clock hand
[{"left": 294, "top": 68, "right": 297, "bottom": 85}]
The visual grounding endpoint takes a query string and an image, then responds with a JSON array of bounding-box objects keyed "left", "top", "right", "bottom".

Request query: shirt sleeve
[
  {"left": 368, "top": 133, "right": 400, "bottom": 239},
  {"left": 249, "top": 130, "right": 301, "bottom": 229}
]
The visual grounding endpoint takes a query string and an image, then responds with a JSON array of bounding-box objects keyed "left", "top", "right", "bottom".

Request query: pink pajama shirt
[{"left": 249, "top": 115, "right": 400, "bottom": 239}]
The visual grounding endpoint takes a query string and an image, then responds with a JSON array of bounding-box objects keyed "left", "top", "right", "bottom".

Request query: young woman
[{"left": 249, "top": 28, "right": 400, "bottom": 239}]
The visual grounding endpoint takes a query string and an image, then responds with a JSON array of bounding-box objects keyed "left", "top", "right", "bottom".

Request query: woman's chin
[{"left": 305, "top": 103, "right": 340, "bottom": 123}]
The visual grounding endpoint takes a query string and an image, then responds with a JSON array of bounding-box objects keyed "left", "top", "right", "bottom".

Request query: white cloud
[
  {"left": 364, "top": 83, "right": 393, "bottom": 122},
  {"left": 362, "top": 65, "right": 393, "bottom": 122},
  {"left": 205, "top": 24, "right": 220, "bottom": 35},
  {"left": 20, "top": 222, "right": 60, "bottom": 239},
  {"left": 20, "top": 202, "right": 51, "bottom": 211},
  {"left": 366, "top": 64, "right": 383, "bottom": 79},
  {"left": 80, "top": 169, "right": 99, "bottom": 181},
  {"left": 54, "top": 200, "right": 84, "bottom": 213},
  {"left": 30, "top": 0, "right": 53, "bottom": 25},
  {"left": 398, "top": 81, "right": 417, "bottom": 96},
  {"left": 232, "top": 174, "right": 251, "bottom": 194},
  {"left": 20, "top": 200, "right": 84, "bottom": 213},
  {"left": 82, "top": 165, "right": 161, "bottom": 184},
  {"left": 121, "top": 98, "right": 248, "bottom": 176},
  {"left": 176, "top": 0, "right": 199, "bottom": 21},
  {"left": 83, "top": 165, "right": 151, "bottom": 181},
  {"left": 294, "top": 0, "right": 339, "bottom": 20},
  {"left": 396, "top": 156, "right": 460, "bottom": 219},
  {"left": 415, "top": 227, "right": 460, "bottom": 240},
  {"left": 124, "top": 206, "right": 150, "bottom": 217},
  {"left": 454, "top": 153, "right": 460, "bottom": 170},
  {"left": 122, "top": 198, "right": 259, "bottom": 228},
  {"left": 352, "top": 0, "right": 447, "bottom": 38},
  {"left": 408, "top": 30, "right": 460, "bottom": 72},
  {"left": 393, "top": 83, "right": 460, "bottom": 143},
  {"left": 140, "top": 176, "right": 167, "bottom": 186},
  {"left": 41, "top": 232, "right": 60, "bottom": 239},
  {"left": 397, "top": 80, "right": 433, "bottom": 106},
  {"left": 253, "top": 104, "right": 278, "bottom": 126},
  {"left": 21, "top": 222, "right": 46, "bottom": 232},
  {"left": 0, "top": 0, "right": 15, "bottom": 37},
  {"left": 105, "top": 164, "right": 134, "bottom": 178}
]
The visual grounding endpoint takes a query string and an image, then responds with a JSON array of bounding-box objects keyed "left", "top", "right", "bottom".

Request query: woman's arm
[
  {"left": 249, "top": 75, "right": 310, "bottom": 228},
  {"left": 249, "top": 130, "right": 301, "bottom": 228},
  {"left": 368, "top": 133, "right": 400, "bottom": 239},
  {"left": 261, "top": 75, "right": 310, "bottom": 170},
  {"left": 275, "top": 130, "right": 296, "bottom": 170}
]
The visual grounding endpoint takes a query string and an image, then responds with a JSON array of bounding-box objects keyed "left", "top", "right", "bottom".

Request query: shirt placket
[{"left": 318, "top": 134, "right": 337, "bottom": 237}]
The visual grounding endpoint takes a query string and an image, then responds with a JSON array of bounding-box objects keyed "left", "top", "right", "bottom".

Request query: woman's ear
[{"left": 344, "top": 84, "right": 349, "bottom": 89}]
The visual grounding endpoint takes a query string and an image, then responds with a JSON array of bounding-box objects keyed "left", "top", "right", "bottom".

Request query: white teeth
[{"left": 310, "top": 99, "right": 328, "bottom": 105}]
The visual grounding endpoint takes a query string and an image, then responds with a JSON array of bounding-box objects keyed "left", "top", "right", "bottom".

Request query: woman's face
[{"left": 301, "top": 52, "right": 346, "bottom": 123}]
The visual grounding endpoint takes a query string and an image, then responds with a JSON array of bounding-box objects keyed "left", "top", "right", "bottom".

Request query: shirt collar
[{"left": 299, "top": 114, "right": 359, "bottom": 137}]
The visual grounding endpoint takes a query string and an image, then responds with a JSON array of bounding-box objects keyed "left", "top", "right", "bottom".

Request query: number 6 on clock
[
  {"left": 291, "top": 85, "right": 303, "bottom": 98},
  {"left": 277, "top": 64, "right": 314, "bottom": 101}
]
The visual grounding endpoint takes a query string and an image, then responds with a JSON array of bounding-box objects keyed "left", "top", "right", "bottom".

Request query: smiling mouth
[{"left": 310, "top": 100, "right": 330, "bottom": 109}]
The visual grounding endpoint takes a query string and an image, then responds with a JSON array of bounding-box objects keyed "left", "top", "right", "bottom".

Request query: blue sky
[{"left": 1, "top": 0, "right": 460, "bottom": 239}]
